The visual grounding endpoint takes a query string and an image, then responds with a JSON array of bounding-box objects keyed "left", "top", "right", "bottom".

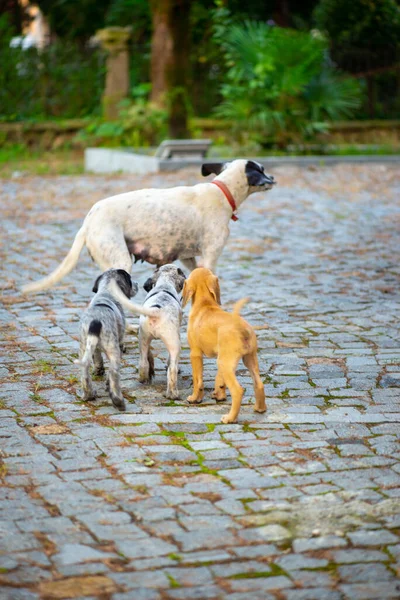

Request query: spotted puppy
[
  {"left": 75, "top": 268, "right": 156, "bottom": 411},
  {"left": 139, "top": 264, "right": 186, "bottom": 399}
]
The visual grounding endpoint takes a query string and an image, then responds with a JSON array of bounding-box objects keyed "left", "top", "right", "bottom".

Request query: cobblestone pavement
[{"left": 1, "top": 164, "right": 400, "bottom": 600}]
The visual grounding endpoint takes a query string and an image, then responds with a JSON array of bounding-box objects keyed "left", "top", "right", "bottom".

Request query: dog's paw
[
  {"left": 211, "top": 390, "right": 227, "bottom": 402},
  {"left": 164, "top": 390, "right": 180, "bottom": 400},
  {"left": 111, "top": 395, "right": 126, "bottom": 411},
  {"left": 93, "top": 366, "right": 105, "bottom": 377},
  {"left": 254, "top": 405, "right": 267, "bottom": 414},
  {"left": 221, "top": 413, "right": 237, "bottom": 424},
  {"left": 187, "top": 394, "right": 203, "bottom": 404},
  {"left": 83, "top": 391, "right": 97, "bottom": 402}
]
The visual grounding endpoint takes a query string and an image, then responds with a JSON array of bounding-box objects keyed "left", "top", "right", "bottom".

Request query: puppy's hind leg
[
  {"left": 187, "top": 351, "right": 204, "bottom": 404},
  {"left": 79, "top": 339, "right": 96, "bottom": 401},
  {"left": 212, "top": 371, "right": 227, "bottom": 403},
  {"left": 218, "top": 355, "right": 243, "bottom": 424},
  {"left": 93, "top": 346, "right": 104, "bottom": 377},
  {"left": 162, "top": 332, "right": 180, "bottom": 400},
  {"left": 243, "top": 351, "right": 266, "bottom": 414},
  {"left": 138, "top": 329, "right": 154, "bottom": 383},
  {"left": 106, "top": 346, "right": 126, "bottom": 411}
]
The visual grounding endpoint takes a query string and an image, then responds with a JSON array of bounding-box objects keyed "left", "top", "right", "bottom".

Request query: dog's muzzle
[{"left": 260, "top": 174, "right": 276, "bottom": 189}]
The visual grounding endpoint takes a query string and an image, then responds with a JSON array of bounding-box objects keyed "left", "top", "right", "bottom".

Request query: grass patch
[
  {"left": 0, "top": 144, "right": 84, "bottom": 177},
  {"left": 33, "top": 359, "right": 55, "bottom": 375},
  {"left": 166, "top": 574, "right": 181, "bottom": 588}
]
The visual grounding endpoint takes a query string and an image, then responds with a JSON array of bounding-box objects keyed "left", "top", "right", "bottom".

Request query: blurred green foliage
[
  {"left": 215, "top": 20, "right": 361, "bottom": 147},
  {"left": 0, "top": 16, "right": 105, "bottom": 121}
]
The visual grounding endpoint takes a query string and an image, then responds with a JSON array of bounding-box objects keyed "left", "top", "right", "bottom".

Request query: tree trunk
[{"left": 150, "top": 0, "right": 191, "bottom": 138}]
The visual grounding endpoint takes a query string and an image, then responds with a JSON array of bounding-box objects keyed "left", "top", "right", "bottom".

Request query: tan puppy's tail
[
  {"left": 232, "top": 297, "right": 249, "bottom": 316},
  {"left": 21, "top": 225, "right": 86, "bottom": 294},
  {"left": 109, "top": 280, "right": 160, "bottom": 318}
]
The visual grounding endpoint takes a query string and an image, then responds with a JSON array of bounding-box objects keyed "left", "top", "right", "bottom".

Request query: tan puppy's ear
[
  {"left": 206, "top": 275, "right": 221, "bottom": 305},
  {"left": 182, "top": 280, "right": 195, "bottom": 307}
]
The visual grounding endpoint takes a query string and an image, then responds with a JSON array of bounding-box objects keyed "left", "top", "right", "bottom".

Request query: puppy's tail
[
  {"left": 232, "top": 297, "right": 249, "bottom": 317},
  {"left": 21, "top": 225, "right": 86, "bottom": 294},
  {"left": 74, "top": 320, "right": 101, "bottom": 367},
  {"left": 109, "top": 280, "right": 160, "bottom": 318}
]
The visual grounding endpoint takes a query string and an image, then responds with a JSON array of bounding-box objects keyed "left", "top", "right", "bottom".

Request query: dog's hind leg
[
  {"left": 162, "top": 332, "right": 180, "bottom": 400},
  {"left": 243, "top": 351, "right": 266, "bottom": 414},
  {"left": 218, "top": 355, "right": 243, "bottom": 424},
  {"left": 187, "top": 350, "right": 204, "bottom": 404},
  {"left": 138, "top": 329, "right": 153, "bottom": 383},
  {"left": 79, "top": 340, "right": 96, "bottom": 401},
  {"left": 93, "top": 346, "right": 104, "bottom": 376},
  {"left": 212, "top": 371, "right": 227, "bottom": 402},
  {"left": 106, "top": 348, "right": 126, "bottom": 411},
  {"left": 86, "top": 227, "right": 132, "bottom": 273}
]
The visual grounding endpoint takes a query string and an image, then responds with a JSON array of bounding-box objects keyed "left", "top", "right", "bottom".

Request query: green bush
[
  {"left": 0, "top": 16, "right": 105, "bottom": 121},
  {"left": 215, "top": 21, "right": 361, "bottom": 148},
  {"left": 80, "top": 98, "right": 168, "bottom": 147}
]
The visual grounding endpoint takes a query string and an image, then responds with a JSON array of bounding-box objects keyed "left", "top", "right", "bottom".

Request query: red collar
[{"left": 211, "top": 180, "right": 238, "bottom": 221}]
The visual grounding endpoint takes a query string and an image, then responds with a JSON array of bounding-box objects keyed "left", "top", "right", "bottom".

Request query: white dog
[
  {"left": 22, "top": 160, "right": 275, "bottom": 293},
  {"left": 138, "top": 264, "right": 186, "bottom": 399}
]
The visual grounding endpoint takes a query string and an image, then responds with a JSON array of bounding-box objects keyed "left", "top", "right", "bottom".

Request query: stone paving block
[
  {"left": 331, "top": 549, "right": 389, "bottom": 563},
  {"left": 348, "top": 529, "right": 399, "bottom": 546},
  {"left": 116, "top": 537, "right": 177, "bottom": 559},
  {"left": 112, "top": 592, "right": 161, "bottom": 600},
  {"left": 228, "top": 575, "right": 294, "bottom": 592},
  {"left": 110, "top": 570, "right": 170, "bottom": 589},
  {"left": 283, "top": 590, "right": 342, "bottom": 600},
  {"left": 339, "top": 582, "right": 400, "bottom": 599}
]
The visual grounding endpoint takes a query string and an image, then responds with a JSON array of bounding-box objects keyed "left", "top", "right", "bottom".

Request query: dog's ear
[
  {"left": 143, "top": 277, "right": 154, "bottom": 293},
  {"left": 201, "top": 163, "right": 224, "bottom": 177},
  {"left": 116, "top": 269, "right": 133, "bottom": 298},
  {"left": 92, "top": 273, "right": 103, "bottom": 294},
  {"left": 206, "top": 275, "right": 221, "bottom": 305},
  {"left": 176, "top": 267, "right": 186, "bottom": 293},
  {"left": 182, "top": 280, "right": 195, "bottom": 307}
]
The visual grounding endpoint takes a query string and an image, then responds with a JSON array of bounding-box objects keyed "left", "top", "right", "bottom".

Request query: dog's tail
[
  {"left": 21, "top": 225, "right": 87, "bottom": 294},
  {"left": 232, "top": 297, "right": 249, "bottom": 317},
  {"left": 108, "top": 280, "right": 160, "bottom": 318},
  {"left": 74, "top": 320, "right": 101, "bottom": 367}
]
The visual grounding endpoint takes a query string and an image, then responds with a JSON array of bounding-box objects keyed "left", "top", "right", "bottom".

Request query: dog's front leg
[
  {"left": 187, "top": 351, "right": 204, "bottom": 404},
  {"left": 202, "top": 233, "right": 228, "bottom": 273},
  {"left": 180, "top": 258, "right": 197, "bottom": 272}
]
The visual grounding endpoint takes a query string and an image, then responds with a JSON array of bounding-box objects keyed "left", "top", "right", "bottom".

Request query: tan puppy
[{"left": 183, "top": 268, "right": 266, "bottom": 423}]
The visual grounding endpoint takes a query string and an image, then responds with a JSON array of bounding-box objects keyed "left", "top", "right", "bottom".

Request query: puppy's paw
[
  {"left": 187, "top": 394, "right": 203, "bottom": 404},
  {"left": 83, "top": 391, "right": 97, "bottom": 402},
  {"left": 164, "top": 389, "right": 180, "bottom": 400},
  {"left": 93, "top": 366, "right": 105, "bottom": 377},
  {"left": 111, "top": 395, "right": 126, "bottom": 411},
  {"left": 212, "top": 391, "right": 227, "bottom": 403},
  {"left": 254, "top": 405, "right": 267, "bottom": 414},
  {"left": 221, "top": 413, "right": 237, "bottom": 424}
]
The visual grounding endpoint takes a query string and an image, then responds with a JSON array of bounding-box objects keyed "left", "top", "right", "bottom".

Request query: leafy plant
[
  {"left": 215, "top": 20, "right": 361, "bottom": 148},
  {"left": 0, "top": 15, "right": 105, "bottom": 121},
  {"left": 80, "top": 98, "right": 168, "bottom": 147}
]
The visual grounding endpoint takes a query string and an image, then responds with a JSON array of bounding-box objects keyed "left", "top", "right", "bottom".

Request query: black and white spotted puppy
[
  {"left": 139, "top": 264, "right": 186, "bottom": 399},
  {"left": 75, "top": 268, "right": 154, "bottom": 411}
]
